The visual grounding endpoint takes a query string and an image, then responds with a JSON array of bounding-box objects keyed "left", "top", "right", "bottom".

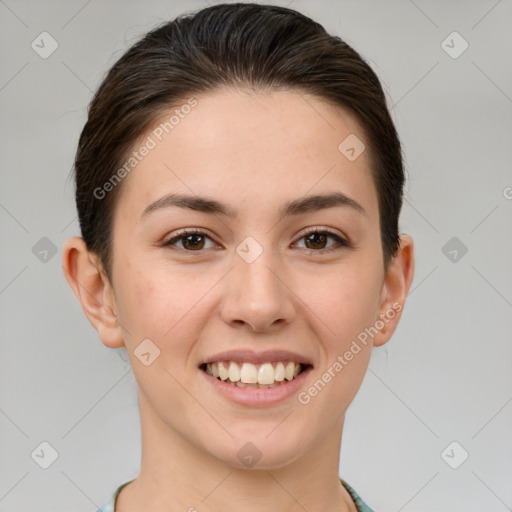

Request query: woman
[{"left": 62, "top": 3, "right": 414, "bottom": 511}]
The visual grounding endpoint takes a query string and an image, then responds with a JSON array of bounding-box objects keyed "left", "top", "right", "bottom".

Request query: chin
[{"left": 208, "top": 430, "right": 307, "bottom": 471}]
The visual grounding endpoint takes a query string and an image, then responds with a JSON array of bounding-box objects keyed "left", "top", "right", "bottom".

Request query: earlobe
[
  {"left": 61, "top": 236, "right": 125, "bottom": 348},
  {"left": 373, "top": 234, "right": 415, "bottom": 347}
]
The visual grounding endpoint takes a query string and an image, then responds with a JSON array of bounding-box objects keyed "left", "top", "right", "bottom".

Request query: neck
[{"left": 116, "top": 392, "right": 357, "bottom": 512}]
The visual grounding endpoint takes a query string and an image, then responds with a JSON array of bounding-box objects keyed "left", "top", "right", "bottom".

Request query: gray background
[{"left": 1, "top": 0, "right": 511, "bottom": 511}]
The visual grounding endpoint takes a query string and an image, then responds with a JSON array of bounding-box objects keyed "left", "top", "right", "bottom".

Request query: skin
[{"left": 62, "top": 87, "right": 414, "bottom": 512}]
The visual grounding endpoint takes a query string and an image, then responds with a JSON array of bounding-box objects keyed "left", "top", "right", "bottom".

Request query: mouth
[{"left": 199, "top": 360, "right": 313, "bottom": 389}]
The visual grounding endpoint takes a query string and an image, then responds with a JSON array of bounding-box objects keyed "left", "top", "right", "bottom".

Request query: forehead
[{"left": 114, "top": 87, "right": 378, "bottom": 222}]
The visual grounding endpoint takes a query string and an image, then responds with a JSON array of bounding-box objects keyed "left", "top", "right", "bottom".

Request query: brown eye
[
  {"left": 295, "top": 229, "right": 348, "bottom": 252},
  {"left": 181, "top": 233, "right": 205, "bottom": 250},
  {"left": 304, "top": 232, "right": 328, "bottom": 250},
  {"left": 163, "top": 230, "right": 217, "bottom": 251}
]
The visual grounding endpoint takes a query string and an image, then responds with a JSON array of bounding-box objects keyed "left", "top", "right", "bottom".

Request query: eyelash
[{"left": 162, "top": 228, "right": 349, "bottom": 254}]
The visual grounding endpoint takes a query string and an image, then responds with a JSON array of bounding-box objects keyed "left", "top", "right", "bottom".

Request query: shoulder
[
  {"left": 340, "top": 478, "right": 376, "bottom": 512},
  {"left": 94, "top": 480, "right": 133, "bottom": 512}
]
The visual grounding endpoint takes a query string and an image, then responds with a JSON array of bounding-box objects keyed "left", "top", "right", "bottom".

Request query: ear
[
  {"left": 372, "top": 234, "right": 414, "bottom": 347},
  {"left": 61, "top": 236, "right": 125, "bottom": 348}
]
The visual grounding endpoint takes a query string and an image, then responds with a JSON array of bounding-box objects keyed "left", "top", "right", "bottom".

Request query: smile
[
  {"left": 201, "top": 360, "right": 311, "bottom": 389},
  {"left": 200, "top": 360, "right": 313, "bottom": 407}
]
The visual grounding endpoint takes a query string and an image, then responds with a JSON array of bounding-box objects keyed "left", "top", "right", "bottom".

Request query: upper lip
[{"left": 200, "top": 349, "right": 313, "bottom": 367}]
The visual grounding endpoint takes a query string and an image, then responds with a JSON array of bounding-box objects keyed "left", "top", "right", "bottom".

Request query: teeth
[
  {"left": 218, "top": 361, "right": 229, "bottom": 380},
  {"left": 241, "top": 362, "right": 258, "bottom": 383},
  {"left": 285, "top": 361, "right": 295, "bottom": 380},
  {"left": 228, "top": 361, "right": 241, "bottom": 382},
  {"left": 274, "top": 362, "right": 285, "bottom": 381},
  {"left": 258, "top": 363, "right": 274, "bottom": 385},
  {"left": 236, "top": 381, "right": 278, "bottom": 389},
  {"left": 205, "top": 361, "right": 304, "bottom": 385}
]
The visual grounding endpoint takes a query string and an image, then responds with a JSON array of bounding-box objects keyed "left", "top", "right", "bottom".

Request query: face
[{"left": 73, "top": 88, "right": 412, "bottom": 469}]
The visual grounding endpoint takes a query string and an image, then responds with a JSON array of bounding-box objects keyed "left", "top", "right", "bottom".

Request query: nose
[{"left": 220, "top": 245, "right": 296, "bottom": 333}]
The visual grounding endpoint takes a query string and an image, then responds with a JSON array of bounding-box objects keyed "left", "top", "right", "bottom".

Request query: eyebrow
[{"left": 139, "top": 191, "right": 365, "bottom": 221}]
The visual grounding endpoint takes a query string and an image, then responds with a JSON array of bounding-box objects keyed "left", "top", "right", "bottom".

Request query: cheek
[
  {"left": 303, "top": 261, "right": 382, "bottom": 344},
  {"left": 115, "top": 260, "right": 213, "bottom": 352},
  {"left": 114, "top": 261, "right": 177, "bottom": 341},
  {"left": 299, "top": 269, "right": 379, "bottom": 417},
  {"left": 115, "top": 264, "right": 199, "bottom": 393}
]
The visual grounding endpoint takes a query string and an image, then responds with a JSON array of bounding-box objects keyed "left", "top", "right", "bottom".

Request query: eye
[
  {"left": 162, "top": 228, "right": 349, "bottom": 253},
  {"left": 294, "top": 228, "right": 349, "bottom": 253},
  {"left": 162, "top": 229, "right": 218, "bottom": 251}
]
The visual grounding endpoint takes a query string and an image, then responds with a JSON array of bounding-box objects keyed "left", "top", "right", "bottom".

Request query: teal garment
[
  {"left": 96, "top": 478, "right": 375, "bottom": 511},
  {"left": 95, "top": 480, "right": 131, "bottom": 512},
  {"left": 341, "top": 478, "right": 375, "bottom": 512}
]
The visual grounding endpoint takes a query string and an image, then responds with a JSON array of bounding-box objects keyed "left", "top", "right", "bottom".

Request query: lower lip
[{"left": 200, "top": 366, "right": 313, "bottom": 407}]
